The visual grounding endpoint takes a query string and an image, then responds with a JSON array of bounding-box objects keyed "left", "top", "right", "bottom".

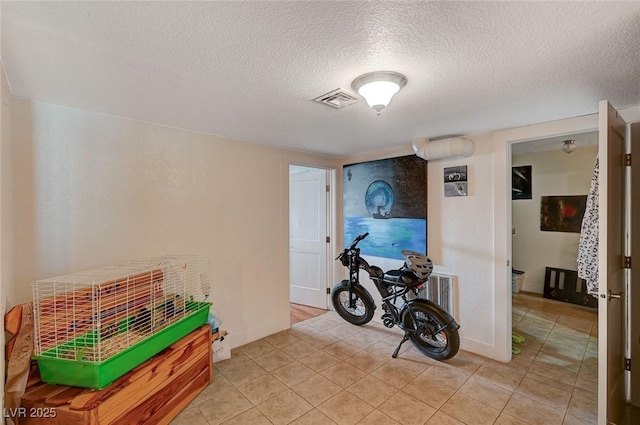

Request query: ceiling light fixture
[
  {"left": 562, "top": 139, "right": 576, "bottom": 154},
  {"left": 352, "top": 71, "right": 407, "bottom": 115}
]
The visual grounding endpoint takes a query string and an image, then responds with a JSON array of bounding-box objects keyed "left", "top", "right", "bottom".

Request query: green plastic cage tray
[{"left": 33, "top": 301, "right": 211, "bottom": 390}]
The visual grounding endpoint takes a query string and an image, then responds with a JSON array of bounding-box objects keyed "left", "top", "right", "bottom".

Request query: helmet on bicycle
[{"left": 401, "top": 250, "right": 433, "bottom": 279}]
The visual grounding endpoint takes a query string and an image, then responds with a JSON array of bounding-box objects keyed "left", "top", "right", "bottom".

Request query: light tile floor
[{"left": 171, "top": 294, "right": 598, "bottom": 425}]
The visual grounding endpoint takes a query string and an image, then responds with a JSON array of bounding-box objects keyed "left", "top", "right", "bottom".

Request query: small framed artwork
[
  {"left": 444, "top": 165, "right": 467, "bottom": 197},
  {"left": 512, "top": 165, "right": 532, "bottom": 200},
  {"left": 540, "top": 195, "right": 588, "bottom": 233}
]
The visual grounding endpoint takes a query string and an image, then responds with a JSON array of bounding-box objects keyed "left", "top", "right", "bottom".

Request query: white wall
[
  {"left": 10, "top": 99, "right": 339, "bottom": 349},
  {"left": 512, "top": 146, "right": 598, "bottom": 294}
]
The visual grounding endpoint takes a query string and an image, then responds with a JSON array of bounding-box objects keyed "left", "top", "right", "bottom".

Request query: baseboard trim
[{"left": 228, "top": 320, "right": 286, "bottom": 349}]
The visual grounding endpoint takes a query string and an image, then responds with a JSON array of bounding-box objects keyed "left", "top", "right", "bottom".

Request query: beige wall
[
  {"left": 8, "top": 97, "right": 640, "bottom": 363},
  {"left": 9, "top": 99, "right": 338, "bottom": 348},
  {"left": 426, "top": 133, "right": 497, "bottom": 356},
  {"left": 1, "top": 68, "right": 14, "bottom": 309},
  {"left": 512, "top": 146, "right": 598, "bottom": 294},
  {"left": 1, "top": 65, "right": 11, "bottom": 419}
]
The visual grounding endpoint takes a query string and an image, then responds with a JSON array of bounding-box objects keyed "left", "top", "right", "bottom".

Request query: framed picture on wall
[
  {"left": 444, "top": 165, "right": 468, "bottom": 197},
  {"left": 512, "top": 165, "right": 532, "bottom": 200},
  {"left": 540, "top": 195, "right": 588, "bottom": 233}
]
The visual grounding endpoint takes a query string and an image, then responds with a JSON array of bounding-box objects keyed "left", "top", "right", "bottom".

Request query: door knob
[{"left": 607, "top": 289, "right": 623, "bottom": 301}]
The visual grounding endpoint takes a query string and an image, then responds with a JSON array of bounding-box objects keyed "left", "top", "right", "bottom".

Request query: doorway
[
  {"left": 498, "top": 102, "right": 637, "bottom": 424},
  {"left": 508, "top": 131, "right": 600, "bottom": 422},
  {"left": 511, "top": 131, "right": 598, "bottom": 298},
  {"left": 289, "top": 165, "right": 333, "bottom": 319}
]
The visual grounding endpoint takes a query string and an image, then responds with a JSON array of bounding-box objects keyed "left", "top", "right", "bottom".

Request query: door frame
[
  {"left": 284, "top": 162, "right": 337, "bottom": 325},
  {"left": 505, "top": 126, "right": 598, "bottom": 352},
  {"left": 500, "top": 107, "right": 638, "bottom": 424},
  {"left": 507, "top": 129, "right": 601, "bottom": 289},
  {"left": 493, "top": 113, "right": 600, "bottom": 363}
]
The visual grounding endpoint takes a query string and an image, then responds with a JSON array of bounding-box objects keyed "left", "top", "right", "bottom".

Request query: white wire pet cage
[{"left": 32, "top": 255, "right": 211, "bottom": 389}]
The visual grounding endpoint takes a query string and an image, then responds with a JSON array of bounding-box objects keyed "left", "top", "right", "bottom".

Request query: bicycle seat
[{"left": 383, "top": 269, "right": 420, "bottom": 285}]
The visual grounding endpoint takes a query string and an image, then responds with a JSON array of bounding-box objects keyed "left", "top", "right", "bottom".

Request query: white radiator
[{"left": 414, "top": 273, "right": 456, "bottom": 316}]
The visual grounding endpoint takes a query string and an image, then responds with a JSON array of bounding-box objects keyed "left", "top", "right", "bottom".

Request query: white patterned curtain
[{"left": 577, "top": 156, "right": 599, "bottom": 295}]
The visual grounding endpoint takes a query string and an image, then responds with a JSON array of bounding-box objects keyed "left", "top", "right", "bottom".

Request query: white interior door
[
  {"left": 598, "top": 100, "right": 627, "bottom": 424},
  {"left": 289, "top": 168, "right": 328, "bottom": 309}
]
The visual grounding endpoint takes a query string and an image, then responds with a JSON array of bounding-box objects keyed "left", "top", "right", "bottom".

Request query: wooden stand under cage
[{"left": 19, "top": 325, "right": 215, "bottom": 425}]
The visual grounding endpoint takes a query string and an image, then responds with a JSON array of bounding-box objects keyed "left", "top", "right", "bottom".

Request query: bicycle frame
[
  {"left": 345, "top": 245, "right": 414, "bottom": 318},
  {"left": 334, "top": 232, "right": 460, "bottom": 360},
  {"left": 342, "top": 241, "right": 457, "bottom": 354}
]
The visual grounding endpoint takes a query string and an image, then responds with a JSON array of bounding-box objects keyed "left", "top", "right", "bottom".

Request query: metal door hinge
[
  {"left": 326, "top": 287, "right": 330, "bottom": 295},
  {"left": 624, "top": 256, "right": 632, "bottom": 269},
  {"left": 625, "top": 153, "right": 632, "bottom": 166},
  {"left": 326, "top": 236, "right": 331, "bottom": 243},
  {"left": 326, "top": 185, "right": 330, "bottom": 192},
  {"left": 626, "top": 358, "right": 631, "bottom": 371}
]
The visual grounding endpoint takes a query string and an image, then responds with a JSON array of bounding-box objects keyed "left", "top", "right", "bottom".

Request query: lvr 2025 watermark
[{"left": 4, "top": 407, "right": 57, "bottom": 418}]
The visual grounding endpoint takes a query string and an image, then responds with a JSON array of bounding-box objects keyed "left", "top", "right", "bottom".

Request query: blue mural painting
[
  {"left": 343, "top": 155, "right": 427, "bottom": 260},
  {"left": 344, "top": 217, "right": 426, "bottom": 260}
]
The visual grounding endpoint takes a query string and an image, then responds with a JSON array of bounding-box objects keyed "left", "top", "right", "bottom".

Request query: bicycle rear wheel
[{"left": 402, "top": 302, "right": 460, "bottom": 360}]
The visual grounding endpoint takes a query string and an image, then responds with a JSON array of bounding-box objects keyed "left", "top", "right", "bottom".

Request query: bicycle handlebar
[
  {"left": 348, "top": 232, "right": 369, "bottom": 250},
  {"left": 335, "top": 232, "right": 369, "bottom": 260}
]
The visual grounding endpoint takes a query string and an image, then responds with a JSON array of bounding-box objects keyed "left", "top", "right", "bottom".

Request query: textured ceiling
[{"left": 3, "top": 2, "right": 640, "bottom": 156}]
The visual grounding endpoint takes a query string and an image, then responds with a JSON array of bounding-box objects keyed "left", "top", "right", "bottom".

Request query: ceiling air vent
[{"left": 313, "top": 88, "right": 359, "bottom": 109}]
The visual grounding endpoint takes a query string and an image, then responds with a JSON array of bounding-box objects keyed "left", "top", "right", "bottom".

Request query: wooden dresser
[{"left": 19, "top": 325, "right": 213, "bottom": 425}]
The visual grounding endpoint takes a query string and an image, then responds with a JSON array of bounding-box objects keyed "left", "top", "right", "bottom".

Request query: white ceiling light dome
[
  {"left": 352, "top": 71, "right": 407, "bottom": 115},
  {"left": 562, "top": 139, "right": 576, "bottom": 153}
]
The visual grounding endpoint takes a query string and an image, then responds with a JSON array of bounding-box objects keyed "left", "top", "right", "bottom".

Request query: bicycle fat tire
[
  {"left": 401, "top": 302, "right": 460, "bottom": 360},
  {"left": 330, "top": 283, "right": 375, "bottom": 325}
]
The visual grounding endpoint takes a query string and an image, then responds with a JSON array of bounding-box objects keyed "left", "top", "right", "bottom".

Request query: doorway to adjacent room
[{"left": 289, "top": 165, "right": 334, "bottom": 316}]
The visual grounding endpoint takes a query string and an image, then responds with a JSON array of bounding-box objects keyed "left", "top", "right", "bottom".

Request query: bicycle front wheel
[
  {"left": 402, "top": 302, "right": 460, "bottom": 360},
  {"left": 331, "top": 283, "right": 374, "bottom": 325}
]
